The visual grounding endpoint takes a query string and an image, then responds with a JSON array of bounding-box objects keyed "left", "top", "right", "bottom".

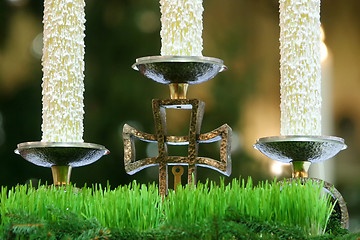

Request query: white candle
[
  {"left": 279, "top": 0, "right": 322, "bottom": 136},
  {"left": 41, "top": 0, "right": 85, "bottom": 142},
  {"left": 160, "top": 0, "right": 203, "bottom": 56}
]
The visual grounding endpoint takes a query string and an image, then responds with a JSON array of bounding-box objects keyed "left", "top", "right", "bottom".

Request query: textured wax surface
[
  {"left": 160, "top": 0, "right": 203, "bottom": 56},
  {"left": 41, "top": 0, "right": 85, "bottom": 142},
  {"left": 279, "top": 0, "right": 322, "bottom": 135}
]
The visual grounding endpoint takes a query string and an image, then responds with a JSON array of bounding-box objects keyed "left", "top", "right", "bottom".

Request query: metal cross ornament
[
  {"left": 123, "top": 99, "right": 232, "bottom": 196},
  {"left": 124, "top": 56, "right": 231, "bottom": 196}
]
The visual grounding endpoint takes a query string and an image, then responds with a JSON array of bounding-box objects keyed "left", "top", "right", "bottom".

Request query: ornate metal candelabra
[
  {"left": 254, "top": 135, "right": 349, "bottom": 228},
  {"left": 15, "top": 142, "right": 109, "bottom": 185},
  {"left": 123, "top": 56, "right": 232, "bottom": 196}
]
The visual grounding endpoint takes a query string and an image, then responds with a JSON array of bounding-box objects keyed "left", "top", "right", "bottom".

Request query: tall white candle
[
  {"left": 279, "top": 0, "right": 322, "bottom": 135},
  {"left": 41, "top": 0, "right": 85, "bottom": 142},
  {"left": 160, "top": 0, "right": 203, "bottom": 56}
]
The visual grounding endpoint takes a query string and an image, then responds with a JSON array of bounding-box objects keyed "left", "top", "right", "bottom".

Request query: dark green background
[{"left": 1, "top": 0, "right": 360, "bottom": 231}]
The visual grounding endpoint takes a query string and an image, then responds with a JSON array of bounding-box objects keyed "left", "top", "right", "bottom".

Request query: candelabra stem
[
  {"left": 51, "top": 165, "right": 72, "bottom": 186},
  {"left": 291, "top": 161, "right": 311, "bottom": 178},
  {"left": 169, "top": 83, "right": 188, "bottom": 99}
]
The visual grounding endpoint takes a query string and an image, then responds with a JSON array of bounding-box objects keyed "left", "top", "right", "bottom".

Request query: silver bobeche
[
  {"left": 15, "top": 141, "right": 109, "bottom": 167},
  {"left": 132, "top": 56, "right": 226, "bottom": 85},
  {"left": 254, "top": 135, "right": 347, "bottom": 163}
]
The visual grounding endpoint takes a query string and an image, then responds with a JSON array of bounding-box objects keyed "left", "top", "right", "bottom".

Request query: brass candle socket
[
  {"left": 169, "top": 83, "right": 188, "bottom": 99},
  {"left": 290, "top": 161, "right": 311, "bottom": 178},
  {"left": 51, "top": 165, "right": 72, "bottom": 186}
]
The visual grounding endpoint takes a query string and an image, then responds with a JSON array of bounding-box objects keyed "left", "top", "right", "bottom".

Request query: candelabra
[
  {"left": 123, "top": 55, "right": 232, "bottom": 196},
  {"left": 254, "top": 135, "right": 349, "bottom": 228}
]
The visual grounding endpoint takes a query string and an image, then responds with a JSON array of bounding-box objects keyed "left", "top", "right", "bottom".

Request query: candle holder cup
[
  {"left": 132, "top": 56, "right": 226, "bottom": 99},
  {"left": 254, "top": 135, "right": 349, "bottom": 228},
  {"left": 15, "top": 142, "right": 109, "bottom": 186}
]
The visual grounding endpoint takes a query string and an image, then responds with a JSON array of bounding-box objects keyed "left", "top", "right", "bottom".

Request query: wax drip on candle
[
  {"left": 279, "top": 0, "right": 322, "bottom": 136},
  {"left": 160, "top": 0, "right": 204, "bottom": 56},
  {"left": 41, "top": 0, "right": 85, "bottom": 142}
]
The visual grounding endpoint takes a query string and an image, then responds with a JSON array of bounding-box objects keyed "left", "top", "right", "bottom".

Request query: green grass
[
  {"left": 163, "top": 178, "right": 334, "bottom": 236},
  {"left": 0, "top": 178, "right": 344, "bottom": 239}
]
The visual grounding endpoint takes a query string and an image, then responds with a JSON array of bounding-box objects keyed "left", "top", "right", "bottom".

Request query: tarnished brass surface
[
  {"left": 319, "top": 179, "right": 350, "bottom": 230},
  {"left": 291, "top": 161, "right": 311, "bottom": 178},
  {"left": 172, "top": 165, "right": 184, "bottom": 192},
  {"left": 169, "top": 83, "right": 189, "bottom": 99},
  {"left": 123, "top": 99, "right": 232, "bottom": 196},
  {"left": 51, "top": 165, "right": 72, "bottom": 186}
]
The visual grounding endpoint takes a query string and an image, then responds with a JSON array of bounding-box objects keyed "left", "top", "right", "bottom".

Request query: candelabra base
[
  {"left": 15, "top": 142, "right": 109, "bottom": 185},
  {"left": 254, "top": 135, "right": 349, "bottom": 229},
  {"left": 280, "top": 177, "right": 349, "bottom": 229}
]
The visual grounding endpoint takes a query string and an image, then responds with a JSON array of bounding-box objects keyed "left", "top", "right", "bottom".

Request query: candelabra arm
[
  {"left": 51, "top": 165, "right": 72, "bottom": 186},
  {"left": 291, "top": 161, "right": 311, "bottom": 178}
]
